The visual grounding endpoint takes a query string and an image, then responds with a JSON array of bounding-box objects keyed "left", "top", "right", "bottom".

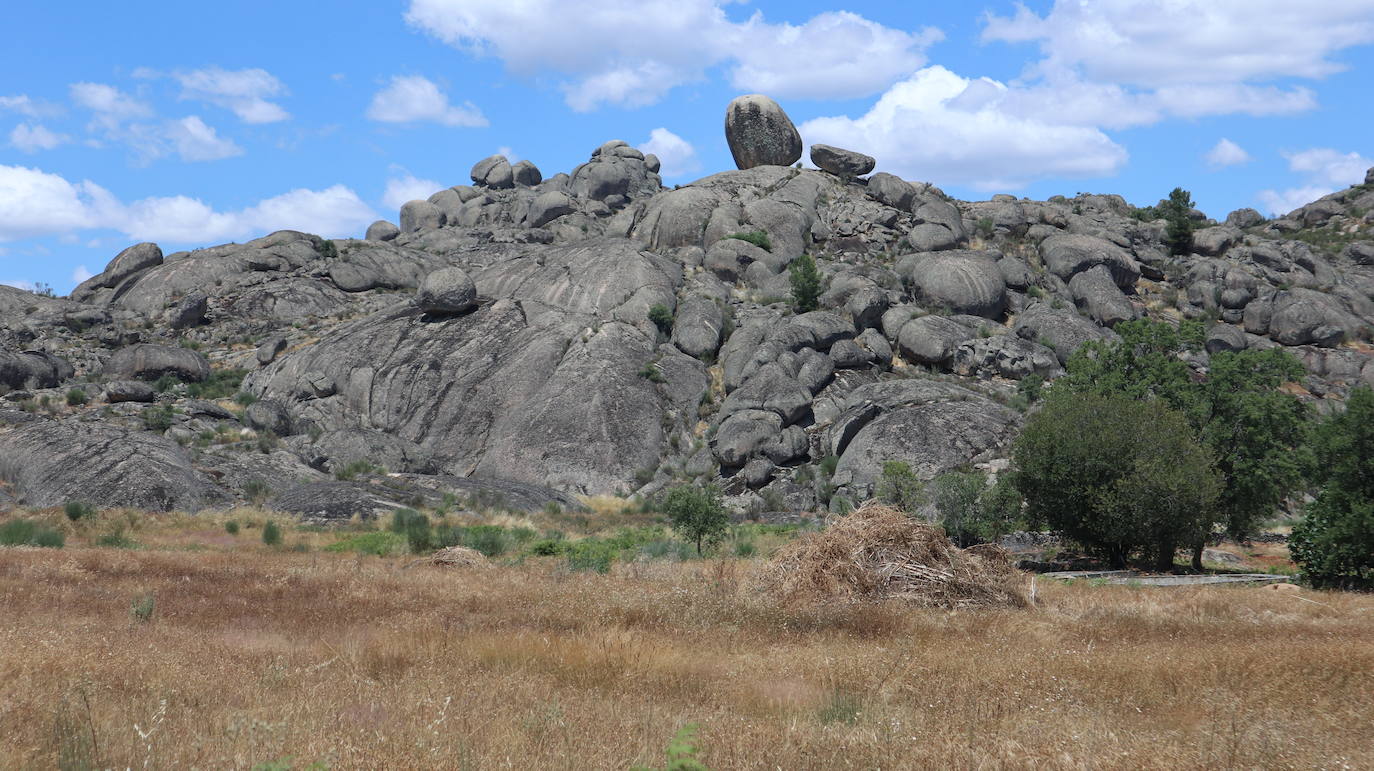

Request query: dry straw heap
[
  {"left": 763, "top": 502, "right": 1031, "bottom": 609},
  {"left": 430, "top": 546, "right": 489, "bottom": 568}
]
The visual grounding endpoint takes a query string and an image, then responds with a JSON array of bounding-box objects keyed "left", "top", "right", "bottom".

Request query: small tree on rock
[
  {"left": 1160, "top": 187, "right": 1197, "bottom": 256},
  {"left": 789, "top": 255, "right": 822, "bottom": 313}
]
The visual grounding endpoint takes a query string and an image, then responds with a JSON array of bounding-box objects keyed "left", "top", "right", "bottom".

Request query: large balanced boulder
[
  {"left": 416, "top": 267, "right": 477, "bottom": 315},
  {"left": 471, "top": 155, "right": 514, "bottom": 189},
  {"left": 1040, "top": 234, "right": 1141, "bottom": 287},
  {"left": 104, "top": 344, "right": 210, "bottom": 382},
  {"left": 725, "top": 95, "right": 803, "bottom": 170},
  {"left": 810, "top": 144, "right": 875, "bottom": 178}
]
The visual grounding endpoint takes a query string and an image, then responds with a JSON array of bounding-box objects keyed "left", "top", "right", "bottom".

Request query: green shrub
[
  {"left": 64, "top": 501, "right": 95, "bottom": 521},
  {"left": 648, "top": 304, "right": 674, "bottom": 337},
  {"left": 335, "top": 460, "right": 381, "bottom": 481},
  {"left": 390, "top": 509, "right": 432, "bottom": 553},
  {"left": 131, "top": 594, "right": 155, "bottom": 624},
  {"left": 234, "top": 391, "right": 258, "bottom": 407},
  {"left": 0, "top": 519, "right": 63, "bottom": 548},
  {"left": 243, "top": 479, "right": 271, "bottom": 505},
  {"left": 788, "top": 254, "right": 823, "bottom": 314},
  {"left": 187, "top": 369, "right": 247, "bottom": 400},
  {"left": 638, "top": 362, "right": 667, "bottom": 384},
  {"left": 633, "top": 723, "right": 709, "bottom": 771},
  {"left": 65, "top": 388, "right": 88, "bottom": 406},
  {"left": 726, "top": 231, "right": 771, "bottom": 251},
  {"left": 876, "top": 461, "right": 926, "bottom": 513},
  {"left": 529, "top": 538, "right": 566, "bottom": 556},
  {"left": 261, "top": 521, "right": 283, "bottom": 547},
  {"left": 225, "top": 520, "right": 240, "bottom": 536},
  {"left": 141, "top": 405, "right": 174, "bottom": 433},
  {"left": 565, "top": 540, "right": 616, "bottom": 573},
  {"left": 96, "top": 529, "right": 138, "bottom": 549}
]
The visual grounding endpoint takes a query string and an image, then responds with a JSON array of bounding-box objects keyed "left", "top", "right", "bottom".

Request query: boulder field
[{"left": 4, "top": 96, "right": 1374, "bottom": 518}]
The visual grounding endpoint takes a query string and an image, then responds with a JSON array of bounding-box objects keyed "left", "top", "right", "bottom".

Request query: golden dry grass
[{"left": 2, "top": 522, "right": 1372, "bottom": 769}]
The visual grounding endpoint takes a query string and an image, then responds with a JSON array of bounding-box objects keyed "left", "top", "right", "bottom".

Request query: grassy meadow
[{"left": 0, "top": 506, "right": 1371, "bottom": 770}]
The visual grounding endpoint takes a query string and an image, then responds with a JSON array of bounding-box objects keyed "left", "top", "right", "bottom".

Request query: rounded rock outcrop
[
  {"left": 416, "top": 267, "right": 477, "bottom": 315},
  {"left": 725, "top": 95, "right": 803, "bottom": 170},
  {"left": 810, "top": 144, "right": 875, "bottom": 178},
  {"left": 470, "top": 155, "right": 515, "bottom": 189}
]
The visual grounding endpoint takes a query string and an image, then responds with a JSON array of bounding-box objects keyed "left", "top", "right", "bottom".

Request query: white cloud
[
  {"left": 10, "top": 124, "right": 67, "bottom": 153},
  {"left": 799, "top": 66, "right": 1127, "bottom": 191},
  {"left": 403, "top": 0, "right": 940, "bottom": 110},
  {"left": 1257, "top": 148, "right": 1373, "bottom": 215},
  {"left": 0, "top": 95, "right": 61, "bottom": 118},
  {"left": 367, "top": 75, "right": 487, "bottom": 127},
  {"left": 163, "top": 116, "right": 242, "bottom": 162},
  {"left": 71, "top": 265, "right": 94, "bottom": 283},
  {"left": 169, "top": 66, "right": 290, "bottom": 123},
  {"left": 983, "top": 1, "right": 1374, "bottom": 88},
  {"left": 1205, "top": 138, "right": 1252, "bottom": 168},
  {"left": 383, "top": 174, "right": 443, "bottom": 210},
  {"left": 495, "top": 146, "right": 520, "bottom": 162},
  {"left": 70, "top": 83, "right": 151, "bottom": 128},
  {"left": 729, "top": 12, "right": 943, "bottom": 101},
  {"left": 637, "top": 128, "right": 699, "bottom": 179},
  {"left": 0, "top": 163, "right": 376, "bottom": 244},
  {"left": 1, "top": 279, "right": 36, "bottom": 291}
]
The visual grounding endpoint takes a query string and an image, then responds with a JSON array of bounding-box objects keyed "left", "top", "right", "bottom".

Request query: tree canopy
[{"left": 1290, "top": 387, "right": 1374, "bottom": 589}]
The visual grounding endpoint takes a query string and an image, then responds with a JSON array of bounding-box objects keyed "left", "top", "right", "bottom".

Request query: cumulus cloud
[
  {"left": 403, "top": 0, "right": 941, "bottom": 110},
  {"left": 799, "top": 66, "right": 1127, "bottom": 191},
  {"left": 982, "top": 2, "right": 1374, "bottom": 122},
  {"left": 0, "top": 163, "right": 375, "bottom": 244},
  {"left": 367, "top": 75, "right": 488, "bottom": 127},
  {"left": 164, "top": 116, "right": 242, "bottom": 162},
  {"left": 1205, "top": 138, "right": 1252, "bottom": 168},
  {"left": 1257, "top": 148, "right": 1373, "bottom": 215},
  {"left": 69, "top": 83, "right": 151, "bottom": 129},
  {"left": 10, "top": 124, "right": 67, "bottom": 153},
  {"left": 71, "top": 265, "right": 94, "bottom": 283},
  {"left": 637, "top": 128, "right": 699, "bottom": 179},
  {"left": 167, "top": 66, "right": 290, "bottom": 123},
  {"left": 383, "top": 173, "right": 443, "bottom": 210}
]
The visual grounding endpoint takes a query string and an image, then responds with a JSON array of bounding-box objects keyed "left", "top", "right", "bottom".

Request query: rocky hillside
[{"left": 3, "top": 95, "right": 1373, "bottom": 520}]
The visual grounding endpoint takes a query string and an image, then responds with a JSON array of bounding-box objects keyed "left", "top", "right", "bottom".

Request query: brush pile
[
  {"left": 762, "top": 502, "right": 1031, "bottom": 609},
  {"left": 430, "top": 546, "right": 489, "bottom": 568}
]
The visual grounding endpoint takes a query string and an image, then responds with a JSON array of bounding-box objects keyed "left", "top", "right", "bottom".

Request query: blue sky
[{"left": 2, "top": 1, "right": 1374, "bottom": 292}]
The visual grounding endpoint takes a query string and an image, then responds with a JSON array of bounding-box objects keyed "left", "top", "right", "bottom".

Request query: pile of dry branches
[
  {"left": 762, "top": 502, "right": 1030, "bottom": 609},
  {"left": 430, "top": 546, "right": 489, "bottom": 568}
]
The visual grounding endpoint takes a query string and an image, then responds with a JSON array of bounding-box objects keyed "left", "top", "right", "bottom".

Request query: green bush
[
  {"left": 141, "top": 405, "right": 174, "bottom": 433},
  {"left": 876, "top": 461, "right": 926, "bottom": 514},
  {"left": 243, "top": 479, "right": 271, "bottom": 505},
  {"left": 64, "top": 501, "right": 95, "bottom": 522},
  {"left": 726, "top": 230, "right": 771, "bottom": 251},
  {"left": 529, "top": 538, "right": 566, "bottom": 556},
  {"left": 187, "top": 369, "right": 247, "bottom": 400},
  {"left": 65, "top": 388, "right": 88, "bottom": 407},
  {"left": 96, "top": 529, "right": 139, "bottom": 549},
  {"left": 0, "top": 519, "right": 64, "bottom": 548},
  {"left": 389, "top": 509, "right": 432, "bottom": 554},
  {"left": 334, "top": 460, "right": 380, "bottom": 481},
  {"left": 1159, "top": 187, "right": 1197, "bottom": 257},
  {"left": 225, "top": 520, "right": 240, "bottom": 536},
  {"left": 565, "top": 540, "right": 616, "bottom": 573},
  {"left": 930, "top": 471, "right": 1022, "bottom": 547},
  {"left": 648, "top": 304, "right": 674, "bottom": 337},
  {"left": 131, "top": 594, "right": 155, "bottom": 623},
  {"left": 788, "top": 254, "right": 823, "bottom": 314},
  {"left": 261, "top": 521, "right": 283, "bottom": 547}
]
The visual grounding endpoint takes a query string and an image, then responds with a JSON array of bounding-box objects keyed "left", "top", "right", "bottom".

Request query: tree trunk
[
  {"left": 1156, "top": 538, "right": 1177, "bottom": 573},
  {"left": 1191, "top": 540, "right": 1205, "bottom": 572},
  {"left": 1108, "top": 545, "right": 1127, "bottom": 569}
]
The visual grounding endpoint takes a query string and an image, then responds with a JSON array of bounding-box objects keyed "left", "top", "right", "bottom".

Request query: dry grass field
[{"left": 1, "top": 511, "right": 1372, "bottom": 770}]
